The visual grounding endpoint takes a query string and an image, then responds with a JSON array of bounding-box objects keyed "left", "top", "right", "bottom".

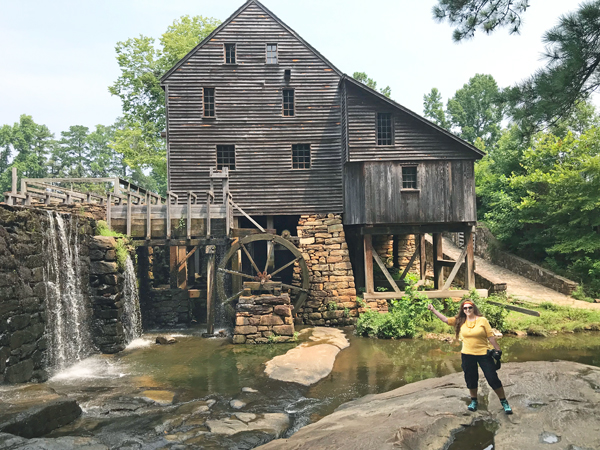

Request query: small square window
[
  {"left": 217, "top": 145, "right": 235, "bottom": 170},
  {"left": 283, "top": 89, "right": 294, "bottom": 117},
  {"left": 402, "top": 166, "right": 417, "bottom": 189},
  {"left": 266, "top": 43, "right": 278, "bottom": 64},
  {"left": 225, "top": 43, "right": 236, "bottom": 64},
  {"left": 377, "top": 113, "right": 393, "bottom": 146},
  {"left": 292, "top": 144, "right": 310, "bottom": 169},
  {"left": 284, "top": 69, "right": 291, "bottom": 81},
  {"left": 204, "top": 88, "right": 215, "bottom": 117}
]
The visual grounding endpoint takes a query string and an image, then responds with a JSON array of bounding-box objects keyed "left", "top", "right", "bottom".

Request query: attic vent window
[
  {"left": 204, "top": 88, "right": 215, "bottom": 117},
  {"left": 283, "top": 89, "right": 295, "bottom": 117},
  {"left": 292, "top": 144, "right": 311, "bottom": 169},
  {"left": 377, "top": 113, "right": 393, "bottom": 146},
  {"left": 225, "top": 43, "right": 236, "bottom": 64},
  {"left": 402, "top": 166, "right": 418, "bottom": 189},
  {"left": 217, "top": 145, "right": 235, "bottom": 170},
  {"left": 266, "top": 43, "right": 278, "bottom": 64}
]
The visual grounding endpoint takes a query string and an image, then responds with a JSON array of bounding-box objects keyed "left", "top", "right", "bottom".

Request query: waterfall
[
  {"left": 122, "top": 255, "right": 142, "bottom": 343},
  {"left": 44, "top": 211, "right": 94, "bottom": 371}
]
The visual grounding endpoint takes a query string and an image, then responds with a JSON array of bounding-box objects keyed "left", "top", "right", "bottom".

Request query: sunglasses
[{"left": 463, "top": 306, "right": 474, "bottom": 310}]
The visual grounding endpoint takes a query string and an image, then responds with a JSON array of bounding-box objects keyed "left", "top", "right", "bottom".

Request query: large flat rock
[
  {"left": 257, "top": 360, "right": 600, "bottom": 450},
  {"left": 264, "top": 328, "right": 349, "bottom": 386}
]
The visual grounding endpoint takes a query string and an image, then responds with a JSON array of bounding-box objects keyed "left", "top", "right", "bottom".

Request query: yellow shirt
[{"left": 447, "top": 316, "right": 494, "bottom": 355}]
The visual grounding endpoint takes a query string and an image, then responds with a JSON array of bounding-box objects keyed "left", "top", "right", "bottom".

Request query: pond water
[{"left": 5, "top": 330, "right": 600, "bottom": 449}]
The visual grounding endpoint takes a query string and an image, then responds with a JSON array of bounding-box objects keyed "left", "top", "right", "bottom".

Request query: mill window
[
  {"left": 283, "top": 89, "right": 295, "bottom": 117},
  {"left": 377, "top": 113, "right": 393, "bottom": 146},
  {"left": 217, "top": 145, "right": 235, "bottom": 170},
  {"left": 225, "top": 43, "right": 236, "bottom": 64},
  {"left": 203, "top": 88, "right": 215, "bottom": 117},
  {"left": 292, "top": 144, "right": 311, "bottom": 169},
  {"left": 266, "top": 43, "right": 278, "bottom": 64},
  {"left": 402, "top": 166, "right": 418, "bottom": 189}
]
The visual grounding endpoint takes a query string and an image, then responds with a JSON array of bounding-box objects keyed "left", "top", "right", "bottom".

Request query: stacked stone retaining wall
[{"left": 233, "top": 293, "right": 294, "bottom": 344}]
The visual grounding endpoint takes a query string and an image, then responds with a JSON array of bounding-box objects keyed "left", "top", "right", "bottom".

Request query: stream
[{"left": 3, "top": 329, "right": 600, "bottom": 449}]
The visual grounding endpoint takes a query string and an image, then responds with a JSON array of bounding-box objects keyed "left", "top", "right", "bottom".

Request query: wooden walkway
[{"left": 439, "top": 236, "right": 600, "bottom": 310}]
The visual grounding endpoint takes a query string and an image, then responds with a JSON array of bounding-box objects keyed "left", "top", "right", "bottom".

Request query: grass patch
[{"left": 95, "top": 220, "right": 131, "bottom": 271}]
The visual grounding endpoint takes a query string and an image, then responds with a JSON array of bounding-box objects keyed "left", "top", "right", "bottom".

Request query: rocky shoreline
[{"left": 257, "top": 360, "right": 600, "bottom": 450}]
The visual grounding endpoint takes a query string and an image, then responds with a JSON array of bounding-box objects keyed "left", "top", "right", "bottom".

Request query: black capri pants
[{"left": 461, "top": 353, "right": 502, "bottom": 390}]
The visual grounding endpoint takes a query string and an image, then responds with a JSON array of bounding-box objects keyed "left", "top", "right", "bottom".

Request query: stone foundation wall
[
  {"left": 140, "top": 287, "right": 191, "bottom": 329},
  {"left": 294, "top": 214, "right": 360, "bottom": 326},
  {"left": 89, "top": 236, "right": 126, "bottom": 354},
  {"left": 396, "top": 235, "right": 420, "bottom": 274},
  {"left": 373, "top": 235, "right": 394, "bottom": 268},
  {"left": 233, "top": 293, "right": 294, "bottom": 344}
]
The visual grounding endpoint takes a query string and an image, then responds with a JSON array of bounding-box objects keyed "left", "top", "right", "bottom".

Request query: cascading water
[
  {"left": 43, "top": 211, "right": 94, "bottom": 372},
  {"left": 122, "top": 255, "right": 142, "bottom": 343}
]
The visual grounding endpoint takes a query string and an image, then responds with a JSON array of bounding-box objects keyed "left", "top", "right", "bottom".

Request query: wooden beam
[
  {"left": 206, "top": 246, "right": 216, "bottom": 335},
  {"left": 465, "top": 227, "right": 475, "bottom": 290},
  {"left": 433, "top": 233, "right": 444, "bottom": 290},
  {"left": 363, "top": 289, "right": 488, "bottom": 300},
  {"left": 266, "top": 216, "right": 275, "bottom": 269},
  {"left": 146, "top": 192, "right": 151, "bottom": 239},
  {"left": 399, "top": 240, "right": 420, "bottom": 282},
  {"left": 364, "top": 234, "right": 374, "bottom": 294},
  {"left": 371, "top": 242, "right": 402, "bottom": 294},
  {"left": 487, "top": 300, "right": 540, "bottom": 317},
  {"left": 175, "top": 246, "right": 199, "bottom": 271},
  {"left": 360, "top": 223, "right": 477, "bottom": 236},
  {"left": 126, "top": 193, "right": 132, "bottom": 236},
  {"left": 231, "top": 228, "right": 277, "bottom": 238},
  {"left": 442, "top": 245, "right": 469, "bottom": 291},
  {"left": 230, "top": 200, "right": 265, "bottom": 232},
  {"left": 419, "top": 234, "right": 427, "bottom": 281}
]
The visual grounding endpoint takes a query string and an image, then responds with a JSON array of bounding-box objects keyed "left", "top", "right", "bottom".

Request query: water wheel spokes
[{"left": 217, "top": 233, "right": 309, "bottom": 313}]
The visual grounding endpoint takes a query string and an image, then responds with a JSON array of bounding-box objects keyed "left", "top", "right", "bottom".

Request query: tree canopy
[{"left": 352, "top": 72, "right": 392, "bottom": 98}]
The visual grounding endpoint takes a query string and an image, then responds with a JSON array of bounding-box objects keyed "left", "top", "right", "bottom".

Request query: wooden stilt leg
[
  {"left": 465, "top": 227, "right": 475, "bottom": 290},
  {"left": 364, "top": 234, "right": 374, "bottom": 294},
  {"left": 206, "top": 246, "right": 216, "bottom": 335},
  {"left": 433, "top": 233, "right": 443, "bottom": 290},
  {"left": 419, "top": 234, "right": 427, "bottom": 281},
  {"left": 169, "top": 246, "right": 178, "bottom": 288}
]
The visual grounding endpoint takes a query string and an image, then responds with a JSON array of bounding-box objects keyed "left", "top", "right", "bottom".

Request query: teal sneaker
[
  {"left": 467, "top": 399, "right": 478, "bottom": 412},
  {"left": 500, "top": 399, "right": 513, "bottom": 415}
]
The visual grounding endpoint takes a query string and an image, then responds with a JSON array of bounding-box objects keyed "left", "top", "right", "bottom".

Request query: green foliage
[
  {"left": 96, "top": 220, "right": 125, "bottom": 238},
  {"left": 433, "top": 0, "right": 530, "bottom": 41},
  {"left": 109, "top": 15, "right": 220, "bottom": 194},
  {"left": 423, "top": 88, "right": 449, "bottom": 129},
  {"left": 114, "top": 239, "right": 129, "bottom": 272},
  {"left": 352, "top": 72, "right": 392, "bottom": 98},
  {"left": 467, "top": 291, "right": 509, "bottom": 332},
  {"left": 571, "top": 285, "right": 594, "bottom": 303},
  {"left": 327, "top": 301, "right": 338, "bottom": 311},
  {"left": 96, "top": 221, "right": 130, "bottom": 271}
]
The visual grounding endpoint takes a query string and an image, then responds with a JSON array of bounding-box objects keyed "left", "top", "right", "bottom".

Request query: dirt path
[{"left": 440, "top": 237, "right": 600, "bottom": 310}]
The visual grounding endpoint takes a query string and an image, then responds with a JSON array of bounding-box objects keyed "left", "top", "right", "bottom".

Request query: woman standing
[{"left": 427, "top": 300, "right": 512, "bottom": 414}]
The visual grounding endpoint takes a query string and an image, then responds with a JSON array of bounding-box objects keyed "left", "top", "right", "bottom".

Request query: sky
[{"left": 0, "top": 0, "right": 585, "bottom": 135}]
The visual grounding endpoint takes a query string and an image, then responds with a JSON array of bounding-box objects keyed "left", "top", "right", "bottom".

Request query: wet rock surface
[
  {"left": 257, "top": 360, "right": 600, "bottom": 450},
  {"left": 264, "top": 327, "right": 349, "bottom": 385}
]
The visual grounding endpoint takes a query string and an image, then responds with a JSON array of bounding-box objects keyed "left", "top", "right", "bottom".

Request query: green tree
[
  {"left": 433, "top": 0, "right": 530, "bottom": 41},
  {"left": 58, "top": 125, "right": 90, "bottom": 177},
  {"left": 0, "top": 125, "right": 12, "bottom": 175},
  {"left": 352, "top": 72, "right": 392, "bottom": 98},
  {"left": 446, "top": 74, "right": 504, "bottom": 147},
  {"left": 109, "top": 15, "right": 220, "bottom": 194},
  {"left": 88, "top": 123, "right": 123, "bottom": 178},
  {"left": 423, "top": 88, "right": 449, "bottom": 128},
  {"left": 434, "top": 0, "right": 600, "bottom": 134}
]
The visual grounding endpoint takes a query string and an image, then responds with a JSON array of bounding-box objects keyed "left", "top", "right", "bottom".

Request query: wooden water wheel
[{"left": 217, "top": 233, "right": 309, "bottom": 313}]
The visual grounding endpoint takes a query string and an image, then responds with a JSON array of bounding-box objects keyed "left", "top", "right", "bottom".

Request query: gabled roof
[
  {"left": 160, "top": 0, "right": 343, "bottom": 83},
  {"left": 342, "top": 75, "right": 486, "bottom": 159}
]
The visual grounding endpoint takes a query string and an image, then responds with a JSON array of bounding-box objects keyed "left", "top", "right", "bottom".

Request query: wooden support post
[
  {"left": 419, "top": 234, "right": 427, "bottom": 281},
  {"left": 465, "top": 227, "right": 475, "bottom": 290},
  {"left": 206, "top": 245, "right": 216, "bottom": 335},
  {"left": 442, "top": 245, "right": 468, "bottom": 291},
  {"left": 178, "top": 246, "right": 187, "bottom": 289},
  {"left": 169, "top": 246, "right": 178, "bottom": 288},
  {"left": 364, "top": 234, "right": 374, "bottom": 294},
  {"left": 206, "top": 191, "right": 213, "bottom": 238},
  {"left": 433, "top": 233, "right": 443, "bottom": 290},
  {"left": 232, "top": 218, "right": 242, "bottom": 294},
  {"left": 187, "top": 191, "right": 196, "bottom": 240},
  {"left": 371, "top": 243, "right": 402, "bottom": 294},
  {"left": 146, "top": 192, "right": 151, "bottom": 240},
  {"left": 10, "top": 167, "right": 17, "bottom": 205},
  {"left": 126, "top": 193, "right": 132, "bottom": 236},
  {"left": 107, "top": 193, "right": 112, "bottom": 228},
  {"left": 266, "top": 216, "right": 275, "bottom": 269},
  {"left": 166, "top": 192, "right": 172, "bottom": 240}
]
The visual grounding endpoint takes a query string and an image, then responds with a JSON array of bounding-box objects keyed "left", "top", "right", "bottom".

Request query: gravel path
[{"left": 439, "top": 237, "right": 600, "bottom": 310}]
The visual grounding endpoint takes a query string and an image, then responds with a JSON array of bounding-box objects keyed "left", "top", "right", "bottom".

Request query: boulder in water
[
  {"left": 155, "top": 336, "right": 178, "bottom": 345},
  {"left": 0, "top": 399, "right": 82, "bottom": 438}
]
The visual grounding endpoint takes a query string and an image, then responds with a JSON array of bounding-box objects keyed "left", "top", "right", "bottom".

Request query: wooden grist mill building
[{"left": 111, "top": 0, "right": 488, "bottom": 332}]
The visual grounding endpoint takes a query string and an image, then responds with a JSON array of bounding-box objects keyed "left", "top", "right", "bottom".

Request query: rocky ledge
[{"left": 257, "top": 360, "right": 600, "bottom": 450}]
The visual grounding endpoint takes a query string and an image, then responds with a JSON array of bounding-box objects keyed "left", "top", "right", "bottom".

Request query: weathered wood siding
[
  {"left": 163, "top": 2, "right": 343, "bottom": 215},
  {"left": 345, "top": 83, "right": 477, "bottom": 162},
  {"left": 344, "top": 160, "right": 477, "bottom": 225}
]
